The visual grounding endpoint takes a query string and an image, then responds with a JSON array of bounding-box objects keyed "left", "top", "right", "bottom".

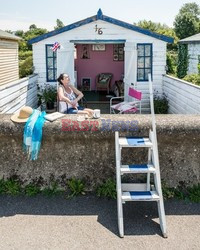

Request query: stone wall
[{"left": 0, "top": 114, "right": 199, "bottom": 189}]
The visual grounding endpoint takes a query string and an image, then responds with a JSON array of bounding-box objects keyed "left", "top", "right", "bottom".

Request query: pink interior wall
[{"left": 75, "top": 44, "right": 124, "bottom": 91}]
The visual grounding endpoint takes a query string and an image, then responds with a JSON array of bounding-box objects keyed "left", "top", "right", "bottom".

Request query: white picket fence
[
  {"left": 163, "top": 75, "right": 200, "bottom": 114},
  {"left": 0, "top": 74, "right": 38, "bottom": 114}
]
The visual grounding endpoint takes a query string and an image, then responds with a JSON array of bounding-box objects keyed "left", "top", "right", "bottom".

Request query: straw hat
[{"left": 11, "top": 106, "right": 33, "bottom": 123}]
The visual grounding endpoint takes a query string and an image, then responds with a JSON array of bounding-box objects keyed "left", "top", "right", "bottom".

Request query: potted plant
[{"left": 42, "top": 87, "right": 57, "bottom": 110}]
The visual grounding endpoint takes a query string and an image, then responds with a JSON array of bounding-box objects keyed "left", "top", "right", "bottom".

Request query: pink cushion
[
  {"left": 111, "top": 101, "right": 137, "bottom": 112},
  {"left": 124, "top": 107, "right": 138, "bottom": 113},
  {"left": 128, "top": 88, "right": 142, "bottom": 100}
]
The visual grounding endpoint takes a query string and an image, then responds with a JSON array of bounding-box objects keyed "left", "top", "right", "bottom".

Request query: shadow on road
[{"left": 0, "top": 194, "right": 199, "bottom": 237}]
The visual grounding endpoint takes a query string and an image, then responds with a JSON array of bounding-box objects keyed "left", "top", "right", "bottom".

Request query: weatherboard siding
[
  {"left": 187, "top": 43, "right": 200, "bottom": 75},
  {"left": 0, "top": 39, "right": 19, "bottom": 86},
  {"left": 163, "top": 75, "right": 200, "bottom": 114},
  {"left": 0, "top": 74, "right": 38, "bottom": 114}
]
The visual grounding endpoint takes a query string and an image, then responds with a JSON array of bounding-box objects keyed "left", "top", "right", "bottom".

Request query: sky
[{"left": 0, "top": 0, "right": 200, "bottom": 31}]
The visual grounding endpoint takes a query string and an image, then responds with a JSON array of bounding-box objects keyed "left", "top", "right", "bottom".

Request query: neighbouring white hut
[
  {"left": 179, "top": 33, "right": 200, "bottom": 75},
  {"left": 0, "top": 30, "right": 21, "bottom": 85}
]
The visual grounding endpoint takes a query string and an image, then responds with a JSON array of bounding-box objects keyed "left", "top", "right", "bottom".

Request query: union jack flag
[{"left": 51, "top": 42, "right": 60, "bottom": 52}]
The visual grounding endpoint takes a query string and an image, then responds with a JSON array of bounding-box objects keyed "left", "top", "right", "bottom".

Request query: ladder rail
[
  {"left": 148, "top": 73, "right": 158, "bottom": 158},
  {"left": 148, "top": 74, "right": 164, "bottom": 193},
  {"left": 146, "top": 147, "right": 152, "bottom": 191},
  {"left": 148, "top": 74, "right": 167, "bottom": 237},
  {"left": 115, "top": 131, "right": 124, "bottom": 237}
]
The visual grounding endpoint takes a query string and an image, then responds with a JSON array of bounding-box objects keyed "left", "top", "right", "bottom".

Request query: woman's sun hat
[{"left": 11, "top": 106, "right": 33, "bottom": 123}]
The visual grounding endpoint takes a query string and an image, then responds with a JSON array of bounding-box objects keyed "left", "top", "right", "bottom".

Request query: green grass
[
  {"left": 67, "top": 178, "right": 85, "bottom": 198},
  {"left": 188, "top": 184, "right": 200, "bottom": 203},
  {"left": 0, "top": 178, "right": 199, "bottom": 202},
  {"left": 96, "top": 178, "right": 117, "bottom": 199},
  {"left": 24, "top": 184, "right": 41, "bottom": 196},
  {"left": 162, "top": 185, "right": 176, "bottom": 200},
  {"left": 42, "top": 181, "right": 63, "bottom": 196},
  {"left": 162, "top": 182, "right": 200, "bottom": 203},
  {"left": 0, "top": 179, "right": 6, "bottom": 194},
  {"left": 1, "top": 179, "right": 21, "bottom": 195}
]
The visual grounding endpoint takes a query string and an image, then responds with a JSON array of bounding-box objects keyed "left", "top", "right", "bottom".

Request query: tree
[
  {"left": 24, "top": 25, "right": 48, "bottom": 50},
  {"left": 174, "top": 2, "right": 200, "bottom": 39},
  {"left": 179, "top": 2, "right": 200, "bottom": 18},
  {"left": 54, "top": 19, "right": 64, "bottom": 30},
  {"left": 136, "top": 20, "right": 160, "bottom": 32},
  {"left": 15, "top": 30, "right": 24, "bottom": 38},
  {"left": 136, "top": 20, "right": 173, "bottom": 32},
  {"left": 136, "top": 20, "right": 178, "bottom": 49},
  {"left": 29, "top": 24, "right": 37, "bottom": 30},
  {"left": 4, "top": 30, "right": 13, "bottom": 34}
]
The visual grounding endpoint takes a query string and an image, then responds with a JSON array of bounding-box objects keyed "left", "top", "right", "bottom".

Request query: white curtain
[
  {"left": 124, "top": 42, "right": 137, "bottom": 102},
  {"left": 57, "top": 42, "right": 75, "bottom": 86}
]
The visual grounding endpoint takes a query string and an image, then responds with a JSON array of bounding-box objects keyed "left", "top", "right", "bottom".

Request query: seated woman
[{"left": 57, "top": 73, "right": 94, "bottom": 117}]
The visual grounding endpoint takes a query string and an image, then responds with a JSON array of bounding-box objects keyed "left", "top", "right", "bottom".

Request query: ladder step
[
  {"left": 119, "top": 137, "right": 153, "bottom": 148},
  {"left": 122, "top": 183, "right": 147, "bottom": 192},
  {"left": 122, "top": 191, "right": 160, "bottom": 202},
  {"left": 121, "top": 164, "right": 155, "bottom": 174}
]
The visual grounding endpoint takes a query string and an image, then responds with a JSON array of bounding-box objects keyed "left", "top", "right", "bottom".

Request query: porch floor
[
  {"left": 83, "top": 90, "right": 115, "bottom": 101},
  {"left": 83, "top": 90, "right": 115, "bottom": 114},
  {"left": 86, "top": 102, "right": 110, "bottom": 114}
]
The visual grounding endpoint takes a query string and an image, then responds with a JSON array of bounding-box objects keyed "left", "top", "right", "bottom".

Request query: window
[
  {"left": 46, "top": 45, "right": 57, "bottom": 82},
  {"left": 137, "top": 44, "right": 152, "bottom": 81}
]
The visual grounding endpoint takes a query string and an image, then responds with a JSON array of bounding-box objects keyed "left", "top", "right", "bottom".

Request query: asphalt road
[{"left": 0, "top": 194, "right": 199, "bottom": 250}]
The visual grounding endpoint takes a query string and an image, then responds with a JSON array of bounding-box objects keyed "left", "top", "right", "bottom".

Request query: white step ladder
[{"left": 115, "top": 74, "right": 167, "bottom": 238}]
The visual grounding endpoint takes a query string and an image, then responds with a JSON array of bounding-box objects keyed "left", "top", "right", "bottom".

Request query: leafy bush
[
  {"left": 19, "top": 50, "right": 32, "bottom": 60},
  {"left": 166, "top": 51, "right": 177, "bottom": 75},
  {"left": 177, "top": 44, "right": 188, "bottom": 78},
  {"left": 154, "top": 94, "right": 169, "bottom": 114},
  {"left": 183, "top": 74, "right": 200, "bottom": 86},
  {"left": 18, "top": 40, "right": 29, "bottom": 52},
  {"left": 96, "top": 178, "right": 117, "bottom": 199},
  {"left": 198, "top": 63, "right": 200, "bottom": 74},
  {"left": 19, "top": 56, "right": 33, "bottom": 78},
  {"left": 42, "top": 86, "right": 57, "bottom": 108}
]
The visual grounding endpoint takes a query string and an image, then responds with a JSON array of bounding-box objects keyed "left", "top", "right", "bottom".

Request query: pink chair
[{"left": 110, "top": 87, "right": 142, "bottom": 114}]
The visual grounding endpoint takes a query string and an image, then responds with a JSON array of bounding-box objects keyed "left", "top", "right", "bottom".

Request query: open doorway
[{"left": 74, "top": 43, "right": 124, "bottom": 113}]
